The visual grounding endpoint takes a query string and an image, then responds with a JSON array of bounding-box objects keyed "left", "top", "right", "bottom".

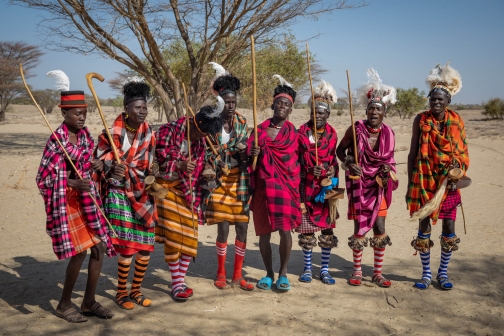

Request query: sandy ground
[{"left": 0, "top": 105, "right": 503, "bottom": 335}]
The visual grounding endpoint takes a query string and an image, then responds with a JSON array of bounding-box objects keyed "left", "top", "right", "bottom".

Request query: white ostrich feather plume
[
  {"left": 205, "top": 95, "right": 225, "bottom": 118},
  {"left": 47, "top": 70, "right": 70, "bottom": 92},
  {"left": 273, "top": 74, "right": 293, "bottom": 88},
  {"left": 314, "top": 80, "right": 337, "bottom": 104},
  {"left": 122, "top": 75, "right": 145, "bottom": 86},
  {"left": 426, "top": 61, "right": 462, "bottom": 96},
  {"left": 209, "top": 62, "right": 228, "bottom": 78},
  {"left": 358, "top": 68, "right": 396, "bottom": 106}
]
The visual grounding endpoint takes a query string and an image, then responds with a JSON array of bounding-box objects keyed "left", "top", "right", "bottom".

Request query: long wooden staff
[
  {"left": 251, "top": 35, "right": 259, "bottom": 171},
  {"left": 86, "top": 72, "right": 121, "bottom": 164},
  {"left": 306, "top": 43, "right": 319, "bottom": 166},
  {"left": 19, "top": 63, "right": 117, "bottom": 237},
  {"left": 346, "top": 70, "right": 360, "bottom": 180},
  {"left": 182, "top": 83, "right": 196, "bottom": 231}
]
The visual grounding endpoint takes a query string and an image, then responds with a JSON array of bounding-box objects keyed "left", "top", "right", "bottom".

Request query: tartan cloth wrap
[
  {"left": 346, "top": 120, "right": 398, "bottom": 236},
  {"left": 204, "top": 112, "right": 250, "bottom": 210},
  {"left": 36, "top": 123, "right": 115, "bottom": 260},
  {"left": 95, "top": 112, "right": 158, "bottom": 228},
  {"left": 407, "top": 109, "right": 470, "bottom": 224},
  {"left": 155, "top": 116, "right": 206, "bottom": 225},
  {"left": 247, "top": 119, "right": 301, "bottom": 231},
  {"left": 298, "top": 121, "right": 339, "bottom": 227}
]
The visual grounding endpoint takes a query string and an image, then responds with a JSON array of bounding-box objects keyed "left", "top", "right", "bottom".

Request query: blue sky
[{"left": 1, "top": 0, "right": 503, "bottom": 104}]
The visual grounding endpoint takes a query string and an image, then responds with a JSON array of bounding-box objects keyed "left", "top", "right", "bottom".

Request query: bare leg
[
  {"left": 259, "top": 233, "right": 274, "bottom": 279},
  {"left": 234, "top": 222, "right": 248, "bottom": 243},
  {"left": 56, "top": 251, "right": 87, "bottom": 312},
  {"left": 217, "top": 221, "right": 230, "bottom": 243},
  {"left": 278, "top": 230, "right": 292, "bottom": 277},
  {"left": 81, "top": 242, "right": 106, "bottom": 310}
]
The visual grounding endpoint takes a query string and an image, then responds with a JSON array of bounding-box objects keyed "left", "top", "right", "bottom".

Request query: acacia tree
[
  {"left": 13, "top": 0, "right": 364, "bottom": 119},
  {"left": 388, "top": 87, "right": 426, "bottom": 119},
  {"left": 0, "top": 42, "right": 43, "bottom": 121},
  {"left": 31, "top": 89, "right": 59, "bottom": 114}
]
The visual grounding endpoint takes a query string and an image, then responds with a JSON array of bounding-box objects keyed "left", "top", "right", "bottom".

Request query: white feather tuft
[
  {"left": 314, "top": 80, "right": 337, "bottom": 104},
  {"left": 357, "top": 68, "right": 396, "bottom": 107},
  {"left": 122, "top": 75, "right": 145, "bottom": 86},
  {"left": 47, "top": 70, "right": 70, "bottom": 92},
  {"left": 426, "top": 61, "right": 462, "bottom": 96},
  {"left": 209, "top": 62, "right": 228, "bottom": 78},
  {"left": 206, "top": 95, "right": 225, "bottom": 118},
  {"left": 273, "top": 74, "right": 293, "bottom": 88}
]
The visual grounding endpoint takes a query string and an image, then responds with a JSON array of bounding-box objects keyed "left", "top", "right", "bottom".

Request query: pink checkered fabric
[{"left": 438, "top": 190, "right": 461, "bottom": 220}]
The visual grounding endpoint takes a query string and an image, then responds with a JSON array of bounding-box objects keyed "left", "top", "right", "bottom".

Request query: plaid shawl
[
  {"left": 407, "top": 109, "right": 469, "bottom": 223},
  {"left": 346, "top": 120, "right": 398, "bottom": 236},
  {"left": 204, "top": 112, "right": 250, "bottom": 208},
  {"left": 247, "top": 119, "right": 301, "bottom": 230},
  {"left": 155, "top": 116, "right": 206, "bottom": 224},
  {"left": 298, "top": 121, "right": 339, "bottom": 226},
  {"left": 35, "top": 123, "right": 115, "bottom": 260},
  {"left": 95, "top": 112, "right": 158, "bottom": 228}
]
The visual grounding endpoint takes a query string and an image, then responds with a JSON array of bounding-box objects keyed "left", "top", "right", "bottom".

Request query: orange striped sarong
[
  {"left": 67, "top": 187, "right": 101, "bottom": 254},
  {"left": 155, "top": 179, "right": 198, "bottom": 262},
  {"left": 205, "top": 167, "right": 249, "bottom": 225}
]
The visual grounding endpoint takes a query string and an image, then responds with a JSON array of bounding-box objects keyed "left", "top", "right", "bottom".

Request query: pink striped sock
[
  {"left": 179, "top": 254, "right": 192, "bottom": 286},
  {"left": 353, "top": 249, "right": 363, "bottom": 277}
]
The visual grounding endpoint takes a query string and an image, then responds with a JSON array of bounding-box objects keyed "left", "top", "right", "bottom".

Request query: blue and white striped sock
[
  {"left": 303, "top": 248, "right": 312, "bottom": 273},
  {"left": 438, "top": 233, "right": 454, "bottom": 278},
  {"left": 320, "top": 248, "right": 331, "bottom": 274},
  {"left": 418, "top": 231, "right": 432, "bottom": 281}
]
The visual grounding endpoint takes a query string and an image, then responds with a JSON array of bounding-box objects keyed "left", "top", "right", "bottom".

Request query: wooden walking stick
[
  {"left": 86, "top": 72, "right": 121, "bottom": 164},
  {"left": 182, "top": 83, "right": 196, "bottom": 231},
  {"left": 346, "top": 70, "right": 360, "bottom": 180},
  {"left": 251, "top": 35, "right": 259, "bottom": 171},
  {"left": 19, "top": 64, "right": 117, "bottom": 237},
  {"left": 306, "top": 43, "right": 319, "bottom": 166}
]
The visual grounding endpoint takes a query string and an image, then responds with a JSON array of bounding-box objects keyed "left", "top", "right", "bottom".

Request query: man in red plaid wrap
[{"left": 248, "top": 75, "right": 300, "bottom": 292}]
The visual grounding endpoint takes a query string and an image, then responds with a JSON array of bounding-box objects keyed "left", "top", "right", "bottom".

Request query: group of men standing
[{"left": 35, "top": 61, "right": 469, "bottom": 323}]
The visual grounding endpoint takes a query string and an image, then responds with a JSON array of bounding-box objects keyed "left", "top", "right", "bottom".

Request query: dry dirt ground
[{"left": 0, "top": 105, "right": 503, "bottom": 335}]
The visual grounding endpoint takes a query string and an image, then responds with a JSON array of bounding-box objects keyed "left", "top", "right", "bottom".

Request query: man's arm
[{"left": 407, "top": 114, "right": 422, "bottom": 186}]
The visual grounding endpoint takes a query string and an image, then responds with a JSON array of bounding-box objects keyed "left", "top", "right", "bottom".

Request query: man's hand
[
  {"left": 312, "top": 165, "right": 324, "bottom": 178},
  {"left": 111, "top": 163, "right": 127, "bottom": 180},
  {"left": 177, "top": 160, "right": 197, "bottom": 173},
  {"left": 91, "top": 159, "right": 103, "bottom": 172},
  {"left": 68, "top": 178, "right": 91, "bottom": 192},
  {"left": 326, "top": 166, "right": 336, "bottom": 179},
  {"left": 250, "top": 146, "right": 260, "bottom": 157},
  {"left": 217, "top": 159, "right": 226, "bottom": 169},
  {"left": 348, "top": 163, "right": 362, "bottom": 176}
]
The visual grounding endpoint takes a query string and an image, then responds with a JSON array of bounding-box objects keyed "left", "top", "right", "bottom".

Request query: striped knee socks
[
  {"left": 232, "top": 240, "right": 246, "bottom": 281},
  {"left": 438, "top": 233, "right": 454, "bottom": 278},
  {"left": 352, "top": 249, "right": 363, "bottom": 277},
  {"left": 117, "top": 255, "right": 132, "bottom": 298},
  {"left": 179, "top": 254, "right": 192, "bottom": 286},
  {"left": 320, "top": 248, "right": 331, "bottom": 274},
  {"left": 418, "top": 231, "right": 432, "bottom": 282},
  {"left": 130, "top": 254, "right": 150, "bottom": 306},
  {"left": 373, "top": 247, "right": 385, "bottom": 278},
  {"left": 216, "top": 241, "right": 227, "bottom": 278},
  {"left": 303, "top": 248, "right": 313, "bottom": 273}
]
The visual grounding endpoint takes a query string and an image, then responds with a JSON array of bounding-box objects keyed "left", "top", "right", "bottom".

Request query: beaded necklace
[
  {"left": 366, "top": 123, "right": 381, "bottom": 134},
  {"left": 125, "top": 121, "right": 138, "bottom": 133}
]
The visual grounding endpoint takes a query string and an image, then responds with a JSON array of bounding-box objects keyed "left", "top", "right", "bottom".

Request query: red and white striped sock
[
  {"left": 373, "top": 247, "right": 385, "bottom": 278},
  {"left": 352, "top": 249, "right": 363, "bottom": 277},
  {"left": 216, "top": 241, "right": 227, "bottom": 279},
  {"left": 179, "top": 254, "right": 192, "bottom": 286},
  {"left": 232, "top": 240, "right": 246, "bottom": 281},
  {"left": 168, "top": 259, "right": 183, "bottom": 291}
]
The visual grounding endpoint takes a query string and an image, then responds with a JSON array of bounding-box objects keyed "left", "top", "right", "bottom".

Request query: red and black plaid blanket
[
  {"left": 36, "top": 123, "right": 115, "bottom": 260},
  {"left": 298, "top": 121, "right": 339, "bottom": 227},
  {"left": 95, "top": 112, "right": 158, "bottom": 228},
  {"left": 155, "top": 116, "right": 206, "bottom": 224},
  {"left": 247, "top": 119, "right": 301, "bottom": 231}
]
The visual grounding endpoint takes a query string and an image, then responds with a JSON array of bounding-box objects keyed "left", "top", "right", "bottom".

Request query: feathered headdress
[
  {"left": 426, "top": 61, "right": 462, "bottom": 97},
  {"left": 358, "top": 68, "right": 396, "bottom": 108},
  {"left": 309, "top": 80, "right": 337, "bottom": 112},
  {"left": 209, "top": 62, "right": 240, "bottom": 97},
  {"left": 272, "top": 74, "right": 296, "bottom": 103},
  {"left": 122, "top": 76, "right": 150, "bottom": 105},
  {"left": 195, "top": 95, "right": 225, "bottom": 135},
  {"left": 47, "top": 70, "right": 88, "bottom": 108},
  {"left": 47, "top": 70, "right": 70, "bottom": 92}
]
